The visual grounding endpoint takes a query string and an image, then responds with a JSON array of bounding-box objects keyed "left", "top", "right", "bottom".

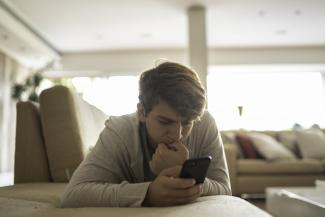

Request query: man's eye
[
  {"left": 158, "top": 120, "right": 170, "bottom": 125},
  {"left": 182, "top": 121, "right": 192, "bottom": 126}
]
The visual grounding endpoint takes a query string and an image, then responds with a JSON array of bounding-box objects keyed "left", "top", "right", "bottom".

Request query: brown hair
[{"left": 139, "top": 61, "right": 206, "bottom": 121}]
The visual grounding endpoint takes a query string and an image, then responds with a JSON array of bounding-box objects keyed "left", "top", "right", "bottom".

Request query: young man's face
[{"left": 138, "top": 99, "right": 194, "bottom": 146}]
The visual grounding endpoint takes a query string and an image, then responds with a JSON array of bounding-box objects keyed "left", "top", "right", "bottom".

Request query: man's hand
[
  {"left": 143, "top": 166, "right": 203, "bottom": 207},
  {"left": 149, "top": 141, "right": 189, "bottom": 175}
]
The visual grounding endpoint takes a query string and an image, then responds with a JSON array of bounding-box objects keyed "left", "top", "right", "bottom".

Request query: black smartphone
[{"left": 180, "top": 156, "right": 212, "bottom": 184}]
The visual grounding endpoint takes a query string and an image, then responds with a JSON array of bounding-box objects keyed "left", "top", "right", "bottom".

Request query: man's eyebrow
[
  {"left": 157, "top": 115, "right": 176, "bottom": 122},
  {"left": 157, "top": 115, "right": 192, "bottom": 123}
]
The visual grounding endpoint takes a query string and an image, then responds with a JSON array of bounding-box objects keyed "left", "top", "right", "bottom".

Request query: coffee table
[{"left": 266, "top": 187, "right": 325, "bottom": 217}]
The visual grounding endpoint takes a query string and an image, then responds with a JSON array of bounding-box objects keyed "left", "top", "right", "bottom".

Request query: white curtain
[{"left": 0, "top": 53, "right": 30, "bottom": 182}]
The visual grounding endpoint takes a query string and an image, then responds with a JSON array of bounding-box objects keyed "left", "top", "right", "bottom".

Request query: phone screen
[{"left": 180, "top": 156, "right": 211, "bottom": 184}]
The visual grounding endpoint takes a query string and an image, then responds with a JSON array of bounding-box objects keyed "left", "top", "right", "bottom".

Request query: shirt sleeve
[
  {"left": 60, "top": 127, "right": 150, "bottom": 207},
  {"left": 197, "top": 112, "right": 232, "bottom": 196}
]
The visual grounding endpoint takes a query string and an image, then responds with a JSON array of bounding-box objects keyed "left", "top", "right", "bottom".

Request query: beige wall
[
  {"left": 0, "top": 52, "right": 30, "bottom": 173},
  {"left": 44, "top": 46, "right": 325, "bottom": 78},
  {"left": 209, "top": 46, "right": 325, "bottom": 65}
]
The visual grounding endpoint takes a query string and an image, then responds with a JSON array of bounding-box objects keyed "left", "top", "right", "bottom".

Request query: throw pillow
[
  {"left": 295, "top": 128, "right": 325, "bottom": 159},
  {"left": 248, "top": 132, "right": 296, "bottom": 160},
  {"left": 236, "top": 133, "right": 261, "bottom": 159},
  {"left": 277, "top": 131, "right": 301, "bottom": 158}
]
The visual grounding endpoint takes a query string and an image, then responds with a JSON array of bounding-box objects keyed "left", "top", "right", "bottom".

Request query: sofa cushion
[
  {"left": 248, "top": 132, "right": 295, "bottom": 160},
  {"left": 276, "top": 131, "right": 301, "bottom": 158},
  {"left": 40, "top": 86, "right": 108, "bottom": 182},
  {"left": 14, "top": 102, "right": 51, "bottom": 183},
  {"left": 237, "top": 175, "right": 325, "bottom": 194},
  {"left": 296, "top": 128, "right": 325, "bottom": 159},
  {"left": 237, "top": 159, "right": 324, "bottom": 174},
  {"left": 0, "top": 195, "right": 270, "bottom": 217},
  {"left": 236, "top": 134, "right": 262, "bottom": 159},
  {"left": 72, "top": 91, "right": 108, "bottom": 156},
  {"left": 0, "top": 197, "right": 52, "bottom": 217},
  {"left": 0, "top": 183, "right": 66, "bottom": 206}
]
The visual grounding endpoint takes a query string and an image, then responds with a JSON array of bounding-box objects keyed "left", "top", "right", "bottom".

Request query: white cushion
[
  {"left": 295, "top": 129, "right": 325, "bottom": 159},
  {"left": 248, "top": 132, "right": 295, "bottom": 160},
  {"left": 277, "top": 131, "right": 301, "bottom": 157},
  {"left": 72, "top": 92, "right": 108, "bottom": 156}
]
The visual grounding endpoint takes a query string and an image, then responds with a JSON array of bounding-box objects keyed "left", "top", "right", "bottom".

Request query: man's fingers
[
  {"left": 168, "top": 141, "right": 188, "bottom": 152},
  {"left": 160, "top": 165, "right": 182, "bottom": 177},
  {"left": 149, "top": 160, "right": 155, "bottom": 171},
  {"left": 172, "top": 190, "right": 201, "bottom": 205},
  {"left": 168, "top": 184, "right": 201, "bottom": 198},
  {"left": 167, "top": 177, "right": 196, "bottom": 189},
  {"left": 157, "top": 143, "right": 171, "bottom": 155},
  {"left": 152, "top": 152, "right": 161, "bottom": 162}
]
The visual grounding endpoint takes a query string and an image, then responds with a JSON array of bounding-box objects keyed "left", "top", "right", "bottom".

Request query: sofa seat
[
  {"left": 0, "top": 183, "right": 66, "bottom": 206},
  {"left": 237, "top": 159, "right": 324, "bottom": 175},
  {"left": 0, "top": 195, "right": 271, "bottom": 217}
]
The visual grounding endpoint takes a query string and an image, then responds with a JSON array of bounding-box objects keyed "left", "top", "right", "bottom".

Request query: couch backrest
[
  {"left": 14, "top": 101, "right": 51, "bottom": 183},
  {"left": 39, "top": 86, "right": 108, "bottom": 182}
]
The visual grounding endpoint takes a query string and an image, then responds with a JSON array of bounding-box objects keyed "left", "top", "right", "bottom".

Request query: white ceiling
[{"left": 4, "top": 0, "right": 325, "bottom": 52}]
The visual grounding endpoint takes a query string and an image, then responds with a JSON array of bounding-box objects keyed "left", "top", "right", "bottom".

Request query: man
[{"left": 61, "top": 61, "right": 231, "bottom": 207}]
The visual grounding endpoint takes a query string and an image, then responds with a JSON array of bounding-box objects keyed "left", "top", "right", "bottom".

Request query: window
[
  {"left": 71, "top": 76, "right": 139, "bottom": 116},
  {"left": 207, "top": 70, "right": 325, "bottom": 130}
]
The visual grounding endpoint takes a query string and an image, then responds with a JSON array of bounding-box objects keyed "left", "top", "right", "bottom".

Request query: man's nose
[{"left": 169, "top": 122, "right": 183, "bottom": 141}]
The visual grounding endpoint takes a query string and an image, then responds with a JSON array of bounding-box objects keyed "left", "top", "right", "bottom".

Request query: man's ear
[{"left": 137, "top": 102, "right": 146, "bottom": 122}]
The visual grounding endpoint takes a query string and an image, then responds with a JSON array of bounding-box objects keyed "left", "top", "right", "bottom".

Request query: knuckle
[
  {"left": 184, "top": 190, "right": 192, "bottom": 197},
  {"left": 161, "top": 189, "right": 168, "bottom": 197}
]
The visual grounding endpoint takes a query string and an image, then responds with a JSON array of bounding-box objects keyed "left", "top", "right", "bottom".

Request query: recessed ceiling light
[
  {"left": 294, "top": 9, "right": 302, "bottom": 16},
  {"left": 275, "top": 29, "right": 287, "bottom": 35},
  {"left": 96, "top": 34, "right": 103, "bottom": 40},
  {"left": 140, "top": 33, "right": 152, "bottom": 38},
  {"left": 258, "top": 10, "right": 265, "bottom": 17}
]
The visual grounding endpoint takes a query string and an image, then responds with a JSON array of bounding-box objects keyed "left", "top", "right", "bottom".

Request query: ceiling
[
  {"left": 0, "top": 0, "right": 325, "bottom": 68},
  {"left": 3, "top": 0, "right": 325, "bottom": 53}
]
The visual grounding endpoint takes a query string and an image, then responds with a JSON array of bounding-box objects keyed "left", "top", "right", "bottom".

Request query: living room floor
[{"left": 246, "top": 198, "right": 266, "bottom": 211}]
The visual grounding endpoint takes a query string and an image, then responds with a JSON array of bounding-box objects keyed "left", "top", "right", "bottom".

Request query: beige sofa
[
  {"left": 222, "top": 131, "right": 325, "bottom": 196},
  {"left": 0, "top": 85, "right": 270, "bottom": 217}
]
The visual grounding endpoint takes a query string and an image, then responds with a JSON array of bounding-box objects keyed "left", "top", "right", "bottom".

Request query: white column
[
  {"left": 321, "top": 72, "right": 325, "bottom": 125},
  {"left": 0, "top": 54, "right": 16, "bottom": 176},
  {"left": 3, "top": 56, "right": 14, "bottom": 174},
  {"left": 0, "top": 52, "right": 6, "bottom": 173},
  {"left": 187, "top": 5, "right": 208, "bottom": 90}
]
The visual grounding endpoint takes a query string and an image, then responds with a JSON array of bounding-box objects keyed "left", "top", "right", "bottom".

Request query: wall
[
  {"left": 44, "top": 46, "right": 325, "bottom": 78},
  {"left": 0, "top": 52, "right": 29, "bottom": 175},
  {"left": 209, "top": 46, "right": 325, "bottom": 65}
]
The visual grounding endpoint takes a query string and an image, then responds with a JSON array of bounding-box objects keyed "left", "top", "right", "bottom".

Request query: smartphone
[{"left": 180, "top": 156, "right": 212, "bottom": 184}]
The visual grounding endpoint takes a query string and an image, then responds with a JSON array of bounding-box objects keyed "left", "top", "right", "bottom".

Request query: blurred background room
[{"left": 1, "top": 1, "right": 325, "bottom": 215}]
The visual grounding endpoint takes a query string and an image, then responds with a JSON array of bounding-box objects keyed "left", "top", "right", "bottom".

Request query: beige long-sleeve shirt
[{"left": 60, "top": 111, "right": 231, "bottom": 207}]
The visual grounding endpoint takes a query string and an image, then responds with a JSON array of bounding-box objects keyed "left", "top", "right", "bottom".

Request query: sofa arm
[
  {"left": 14, "top": 101, "right": 51, "bottom": 183},
  {"left": 224, "top": 143, "right": 238, "bottom": 195}
]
